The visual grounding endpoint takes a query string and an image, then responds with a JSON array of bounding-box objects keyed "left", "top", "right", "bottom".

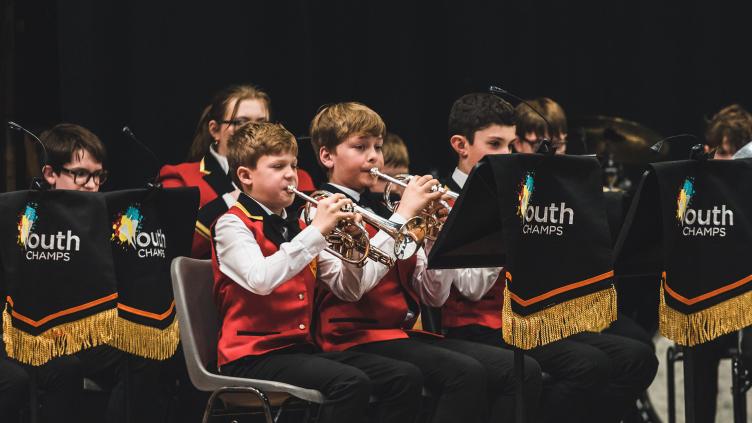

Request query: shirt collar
[
  {"left": 208, "top": 143, "right": 230, "bottom": 174},
  {"left": 452, "top": 167, "right": 469, "bottom": 189},
  {"left": 242, "top": 193, "right": 287, "bottom": 219},
  {"left": 327, "top": 183, "right": 361, "bottom": 202}
]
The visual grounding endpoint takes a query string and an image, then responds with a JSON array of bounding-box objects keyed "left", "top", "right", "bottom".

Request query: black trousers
[
  {"left": 76, "top": 345, "right": 165, "bottom": 423},
  {"left": 351, "top": 335, "right": 543, "bottom": 423},
  {"left": 221, "top": 348, "right": 423, "bottom": 423},
  {"left": 446, "top": 325, "right": 657, "bottom": 423},
  {"left": 0, "top": 354, "right": 82, "bottom": 423}
]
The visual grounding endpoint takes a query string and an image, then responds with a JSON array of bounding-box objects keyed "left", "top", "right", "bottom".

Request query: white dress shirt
[
  {"left": 447, "top": 168, "right": 504, "bottom": 300},
  {"left": 214, "top": 195, "right": 371, "bottom": 301}
]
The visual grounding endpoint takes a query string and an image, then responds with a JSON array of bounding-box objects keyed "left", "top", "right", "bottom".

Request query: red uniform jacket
[
  {"left": 314, "top": 184, "right": 423, "bottom": 352},
  {"left": 212, "top": 194, "right": 317, "bottom": 366},
  {"left": 438, "top": 177, "right": 504, "bottom": 330},
  {"left": 159, "top": 153, "right": 315, "bottom": 258}
]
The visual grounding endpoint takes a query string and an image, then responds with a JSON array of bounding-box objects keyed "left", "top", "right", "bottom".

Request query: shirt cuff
[
  {"left": 390, "top": 212, "right": 408, "bottom": 225},
  {"left": 295, "top": 225, "right": 329, "bottom": 255}
]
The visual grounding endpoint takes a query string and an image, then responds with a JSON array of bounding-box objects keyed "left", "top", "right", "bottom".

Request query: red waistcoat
[
  {"left": 315, "top": 221, "right": 420, "bottom": 352},
  {"left": 438, "top": 179, "right": 505, "bottom": 330},
  {"left": 212, "top": 206, "right": 317, "bottom": 366},
  {"left": 441, "top": 276, "right": 505, "bottom": 330}
]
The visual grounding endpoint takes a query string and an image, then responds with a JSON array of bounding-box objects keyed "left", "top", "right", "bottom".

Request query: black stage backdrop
[{"left": 4, "top": 0, "right": 752, "bottom": 191}]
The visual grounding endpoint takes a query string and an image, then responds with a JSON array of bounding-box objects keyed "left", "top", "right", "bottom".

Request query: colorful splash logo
[
  {"left": 517, "top": 172, "right": 535, "bottom": 218},
  {"left": 676, "top": 177, "right": 695, "bottom": 225},
  {"left": 17, "top": 203, "right": 39, "bottom": 249},
  {"left": 112, "top": 204, "right": 143, "bottom": 249}
]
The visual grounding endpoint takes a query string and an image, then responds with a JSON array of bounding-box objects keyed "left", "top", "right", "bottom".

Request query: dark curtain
[{"left": 5, "top": 0, "right": 751, "bottom": 190}]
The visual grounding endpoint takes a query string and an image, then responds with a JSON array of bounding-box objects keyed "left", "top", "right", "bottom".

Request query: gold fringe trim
[
  {"left": 3, "top": 305, "right": 116, "bottom": 366},
  {"left": 659, "top": 281, "right": 752, "bottom": 346},
  {"left": 108, "top": 317, "right": 180, "bottom": 360},
  {"left": 502, "top": 285, "right": 617, "bottom": 349}
]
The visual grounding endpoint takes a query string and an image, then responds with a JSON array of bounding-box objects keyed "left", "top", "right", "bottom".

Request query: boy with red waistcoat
[
  {"left": 442, "top": 93, "right": 657, "bottom": 423},
  {"left": 310, "top": 102, "right": 542, "bottom": 423},
  {"left": 211, "top": 122, "right": 423, "bottom": 423}
]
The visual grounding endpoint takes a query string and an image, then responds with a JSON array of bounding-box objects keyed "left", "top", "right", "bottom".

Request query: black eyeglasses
[
  {"left": 519, "top": 137, "right": 567, "bottom": 150},
  {"left": 58, "top": 167, "right": 108, "bottom": 186}
]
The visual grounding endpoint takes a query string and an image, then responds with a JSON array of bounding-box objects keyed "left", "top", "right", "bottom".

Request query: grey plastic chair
[{"left": 170, "top": 257, "right": 325, "bottom": 423}]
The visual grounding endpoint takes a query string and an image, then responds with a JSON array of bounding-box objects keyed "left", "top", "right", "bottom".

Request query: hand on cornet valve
[
  {"left": 311, "top": 193, "right": 355, "bottom": 235},
  {"left": 395, "top": 175, "right": 443, "bottom": 219}
]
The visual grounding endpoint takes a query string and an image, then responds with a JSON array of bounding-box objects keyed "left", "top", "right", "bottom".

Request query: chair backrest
[{"left": 170, "top": 257, "right": 219, "bottom": 391}]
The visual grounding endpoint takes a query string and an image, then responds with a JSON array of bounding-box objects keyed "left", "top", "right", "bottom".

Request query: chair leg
[
  {"left": 201, "top": 387, "right": 274, "bottom": 423},
  {"left": 666, "top": 345, "right": 676, "bottom": 423},
  {"left": 731, "top": 356, "right": 747, "bottom": 423}
]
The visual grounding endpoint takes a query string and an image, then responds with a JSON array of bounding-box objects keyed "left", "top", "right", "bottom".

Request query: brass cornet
[
  {"left": 287, "top": 186, "right": 426, "bottom": 267},
  {"left": 369, "top": 168, "right": 459, "bottom": 240}
]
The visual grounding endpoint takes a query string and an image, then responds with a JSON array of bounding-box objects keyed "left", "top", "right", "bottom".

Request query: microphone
[
  {"left": 8, "top": 121, "right": 48, "bottom": 165},
  {"left": 488, "top": 85, "right": 554, "bottom": 155},
  {"left": 648, "top": 133, "right": 713, "bottom": 160},
  {"left": 122, "top": 125, "right": 162, "bottom": 187},
  {"left": 8, "top": 121, "right": 50, "bottom": 190}
]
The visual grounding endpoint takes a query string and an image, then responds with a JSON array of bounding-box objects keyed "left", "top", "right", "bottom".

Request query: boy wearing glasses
[
  {"left": 41, "top": 123, "right": 109, "bottom": 190},
  {"left": 512, "top": 97, "right": 568, "bottom": 155},
  {"left": 38, "top": 123, "right": 162, "bottom": 423}
]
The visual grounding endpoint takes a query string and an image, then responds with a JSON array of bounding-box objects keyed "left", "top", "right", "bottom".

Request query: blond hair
[
  {"left": 383, "top": 132, "right": 409, "bottom": 169},
  {"left": 227, "top": 122, "right": 297, "bottom": 187},
  {"left": 309, "top": 102, "right": 386, "bottom": 170}
]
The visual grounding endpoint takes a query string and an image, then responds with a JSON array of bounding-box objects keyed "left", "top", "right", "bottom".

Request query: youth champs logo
[
  {"left": 517, "top": 172, "right": 534, "bottom": 218},
  {"left": 112, "top": 205, "right": 143, "bottom": 249},
  {"left": 676, "top": 178, "right": 695, "bottom": 224},
  {"left": 17, "top": 202, "right": 80, "bottom": 262},
  {"left": 17, "top": 203, "right": 39, "bottom": 248},
  {"left": 675, "top": 177, "right": 734, "bottom": 237},
  {"left": 111, "top": 204, "right": 166, "bottom": 258},
  {"left": 517, "top": 172, "right": 574, "bottom": 236}
]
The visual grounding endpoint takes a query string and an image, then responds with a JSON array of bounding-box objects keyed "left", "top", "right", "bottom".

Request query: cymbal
[{"left": 568, "top": 116, "right": 666, "bottom": 164}]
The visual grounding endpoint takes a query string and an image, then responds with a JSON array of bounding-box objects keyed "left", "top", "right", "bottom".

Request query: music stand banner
[
  {"left": 429, "top": 154, "right": 616, "bottom": 349},
  {"left": 104, "top": 187, "right": 198, "bottom": 359},
  {"left": 0, "top": 190, "right": 117, "bottom": 365},
  {"left": 615, "top": 159, "right": 752, "bottom": 346}
]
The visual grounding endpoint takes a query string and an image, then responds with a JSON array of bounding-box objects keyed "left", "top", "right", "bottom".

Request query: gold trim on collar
[
  {"left": 199, "top": 158, "right": 211, "bottom": 175},
  {"left": 235, "top": 202, "right": 263, "bottom": 220}
]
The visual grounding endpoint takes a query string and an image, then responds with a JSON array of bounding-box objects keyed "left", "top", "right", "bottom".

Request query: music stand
[{"left": 428, "top": 156, "right": 521, "bottom": 422}]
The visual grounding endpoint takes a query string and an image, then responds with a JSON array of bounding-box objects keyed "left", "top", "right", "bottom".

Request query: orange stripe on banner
[
  {"left": 6, "top": 296, "right": 13, "bottom": 307},
  {"left": 663, "top": 272, "right": 752, "bottom": 306},
  {"left": 509, "top": 271, "right": 614, "bottom": 307},
  {"left": 9, "top": 293, "right": 119, "bottom": 328},
  {"left": 117, "top": 301, "right": 175, "bottom": 321}
]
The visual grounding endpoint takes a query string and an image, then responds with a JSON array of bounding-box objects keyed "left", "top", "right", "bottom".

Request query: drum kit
[{"left": 568, "top": 115, "right": 667, "bottom": 192}]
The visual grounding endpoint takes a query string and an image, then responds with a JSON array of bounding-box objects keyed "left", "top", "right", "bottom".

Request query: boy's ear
[
  {"left": 236, "top": 166, "right": 253, "bottom": 187},
  {"left": 450, "top": 135, "right": 470, "bottom": 158},
  {"left": 42, "top": 165, "right": 57, "bottom": 187},
  {"left": 319, "top": 146, "right": 336, "bottom": 170},
  {"left": 208, "top": 120, "right": 221, "bottom": 142}
]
